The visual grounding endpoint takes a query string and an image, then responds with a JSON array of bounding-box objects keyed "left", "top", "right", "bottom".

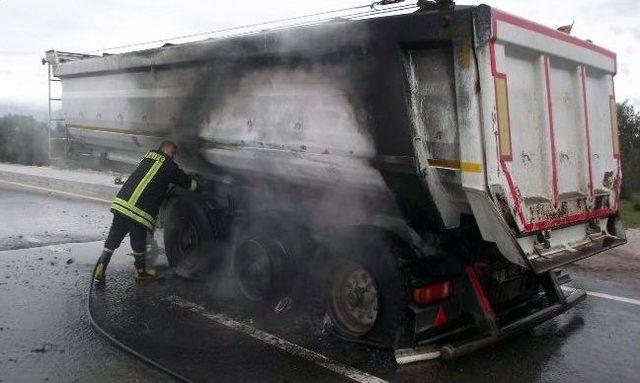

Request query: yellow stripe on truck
[
  {"left": 67, "top": 124, "right": 168, "bottom": 138},
  {"left": 427, "top": 159, "right": 483, "bottom": 173},
  {"left": 495, "top": 77, "right": 512, "bottom": 159}
]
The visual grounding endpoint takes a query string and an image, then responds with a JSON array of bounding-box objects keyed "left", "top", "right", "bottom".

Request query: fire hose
[{"left": 88, "top": 260, "right": 194, "bottom": 383}]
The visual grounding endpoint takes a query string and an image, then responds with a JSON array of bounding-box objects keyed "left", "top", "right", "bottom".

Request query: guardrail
[{"left": 0, "top": 163, "right": 120, "bottom": 203}]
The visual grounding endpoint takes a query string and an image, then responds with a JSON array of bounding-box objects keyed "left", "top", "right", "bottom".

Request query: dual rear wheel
[
  {"left": 164, "top": 198, "right": 407, "bottom": 347},
  {"left": 230, "top": 229, "right": 408, "bottom": 347}
]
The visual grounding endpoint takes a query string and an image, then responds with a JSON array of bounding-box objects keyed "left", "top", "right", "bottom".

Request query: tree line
[
  {"left": 0, "top": 114, "right": 49, "bottom": 166},
  {"left": 619, "top": 101, "right": 640, "bottom": 198}
]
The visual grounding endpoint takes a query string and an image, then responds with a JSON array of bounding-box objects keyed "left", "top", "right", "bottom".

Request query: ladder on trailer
[
  {"left": 45, "top": 61, "right": 67, "bottom": 160},
  {"left": 43, "top": 51, "right": 99, "bottom": 160}
]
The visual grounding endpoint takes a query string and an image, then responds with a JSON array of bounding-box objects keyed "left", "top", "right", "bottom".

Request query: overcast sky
[{"left": 0, "top": 0, "right": 638, "bottom": 109}]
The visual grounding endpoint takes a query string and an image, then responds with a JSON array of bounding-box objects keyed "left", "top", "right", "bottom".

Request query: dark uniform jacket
[{"left": 111, "top": 150, "right": 197, "bottom": 231}]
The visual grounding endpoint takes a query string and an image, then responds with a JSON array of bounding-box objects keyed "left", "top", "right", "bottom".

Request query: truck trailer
[{"left": 45, "top": 1, "right": 627, "bottom": 358}]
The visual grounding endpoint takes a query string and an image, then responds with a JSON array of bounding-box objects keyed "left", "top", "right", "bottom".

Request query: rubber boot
[
  {"left": 94, "top": 248, "right": 113, "bottom": 283},
  {"left": 133, "top": 253, "right": 156, "bottom": 281}
]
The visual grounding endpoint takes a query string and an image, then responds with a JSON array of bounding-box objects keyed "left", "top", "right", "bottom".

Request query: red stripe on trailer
[
  {"left": 491, "top": 10, "right": 617, "bottom": 61},
  {"left": 466, "top": 266, "right": 494, "bottom": 319},
  {"left": 580, "top": 66, "right": 594, "bottom": 197},
  {"left": 543, "top": 56, "right": 559, "bottom": 208},
  {"left": 489, "top": 15, "right": 500, "bottom": 77},
  {"left": 499, "top": 160, "right": 527, "bottom": 225},
  {"left": 524, "top": 207, "right": 613, "bottom": 232}
]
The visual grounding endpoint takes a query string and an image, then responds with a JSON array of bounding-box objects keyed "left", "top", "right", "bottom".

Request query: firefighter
[{"left": 94, "top": 140, "right": 198, "bottom": 282}]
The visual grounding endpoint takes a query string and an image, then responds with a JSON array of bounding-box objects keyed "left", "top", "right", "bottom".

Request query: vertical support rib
[
  {"left": 47, "top": 63, "right": 52, "bottom": 160},
  {"left": 543, "top": 56, "right": 559, "bottom": 207},
  {"left": 580, "top": 66, "right": 594, "bottom": 197}
]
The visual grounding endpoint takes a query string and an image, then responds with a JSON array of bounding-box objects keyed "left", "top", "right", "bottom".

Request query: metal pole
[{"left": 47, "top": 63, "right": 52, "bottom": 160}]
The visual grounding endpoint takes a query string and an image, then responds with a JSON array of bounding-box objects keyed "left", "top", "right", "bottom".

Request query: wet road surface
[
  {"left": 0, "top": 241, "right": 173, "bottom": 382},
  {"left": 0, "top": 183, "right": 109, "bottom": 251},
  {"left": 91, "top": 261, "right": 640, "bottom": 383},
  {"left": 1, "top": 185, "right": 640, "bottom": 382}
]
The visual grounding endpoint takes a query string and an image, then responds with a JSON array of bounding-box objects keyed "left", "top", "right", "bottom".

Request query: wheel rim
[
  {"left": 329, "top": 263, "right": 379, "bottom": 337},
  {"left": 235, "top": 240, "right": 273, "bottom": 301}
]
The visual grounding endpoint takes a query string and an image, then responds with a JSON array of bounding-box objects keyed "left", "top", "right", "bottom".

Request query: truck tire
[
  {"left": 163, "top": 195, "right": 216, "bottom": 278},
  {"left": 231, "top": 217, "right": 297, "bottom": 302},
  {"left": 324, "top": 233, "right": 409, "bottom": 349}
]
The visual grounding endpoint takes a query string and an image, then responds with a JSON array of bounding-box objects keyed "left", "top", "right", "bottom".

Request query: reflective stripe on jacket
[{"left": 110, "top": 150, "right": 197, "bottom": 231}]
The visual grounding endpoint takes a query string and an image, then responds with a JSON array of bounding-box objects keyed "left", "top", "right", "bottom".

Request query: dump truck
[{"left": 45, "top": 1, "right": 627, "bottom": 358}]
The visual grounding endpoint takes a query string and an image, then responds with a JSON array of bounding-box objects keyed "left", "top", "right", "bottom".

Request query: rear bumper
[
  {"left": 439, "top": 288, "right": 586, "bottom": 359},
  {"left": 527, "top": 235, "right": 627, "bottom": 273}
]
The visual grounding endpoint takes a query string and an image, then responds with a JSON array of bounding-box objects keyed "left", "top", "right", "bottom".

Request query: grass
[{"left": 619, "top": 194, "right": 640, "bottom": 229}]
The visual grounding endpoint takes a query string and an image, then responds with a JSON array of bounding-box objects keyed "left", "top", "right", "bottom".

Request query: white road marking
[
  {"left": 167, "top": 295, "right": 388, "bottom": 383},
  {"left": 583, "top": 290, "right": 640, "bottom": 306},
  {"left": 45, "top": 244, "right": 66, "bottom": 253},
  {"left": 562, "top": 286, "right": 640, "bottom": 306},
  {"left": 0, "top": 179, "right": 111, "bottom": 204}
]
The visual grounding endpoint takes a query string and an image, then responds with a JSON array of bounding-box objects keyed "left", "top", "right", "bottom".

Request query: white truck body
[{"left": 45, "top": 4, "right": 625, "bottom": 278}]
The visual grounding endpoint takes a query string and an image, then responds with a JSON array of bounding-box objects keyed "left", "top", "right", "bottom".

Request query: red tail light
[{"left": 413, "top": 281, "right": 454, "bottom": 305}]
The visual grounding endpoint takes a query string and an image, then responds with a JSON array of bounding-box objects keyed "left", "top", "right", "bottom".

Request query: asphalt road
[
  {"left": 0, "top": 183, "right": 109, "bottom": 251},
  {"left": 1, "top": 185, "right": 639, "bottom": 382}
]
